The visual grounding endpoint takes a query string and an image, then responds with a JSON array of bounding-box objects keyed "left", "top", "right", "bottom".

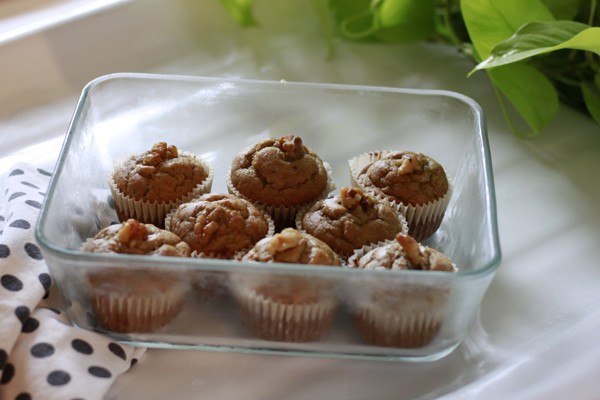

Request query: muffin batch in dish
[{"left": 81, "top": 138, "right": 456, "bottom": 348}]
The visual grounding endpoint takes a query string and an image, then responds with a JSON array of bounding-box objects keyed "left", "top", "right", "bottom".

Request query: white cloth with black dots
[{"left": 0, "top": 163, "right": 145, "bottom": 400}]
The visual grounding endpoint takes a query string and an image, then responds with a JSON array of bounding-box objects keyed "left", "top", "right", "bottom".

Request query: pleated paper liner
[
  {"left": 229, "top": 273, "right": 338, "bottom": 342},
  {"left": 108, "top": 152, "right": 214, "bottom": 229},
  {"left": 226, "top": 162, "right": 336, "bottom": 231},
  {"left": 348, "top": 151, "right": 453, "bottom": 242}
]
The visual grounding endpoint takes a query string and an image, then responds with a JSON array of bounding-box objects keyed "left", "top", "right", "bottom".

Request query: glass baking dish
[{"left": 36, "top": 73, "right": 500, "bottom": 361}]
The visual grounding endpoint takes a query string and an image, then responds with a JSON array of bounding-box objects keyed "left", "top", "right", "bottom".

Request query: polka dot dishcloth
[{"left": 0, "top": 163, "right": 145, "bottom": 400}]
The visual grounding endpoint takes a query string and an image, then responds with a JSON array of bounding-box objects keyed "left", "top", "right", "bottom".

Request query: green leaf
[
  {"left": 540, "top": 0, "right": 583, "bottom": 20},
  {"left": 373, "top": 0, "right": 435, "bottom": 42},
  {"left": 581, "top": 81, "right": 600, "bottom": 125},
  {"left": 219, "top": 0, "right": 259, "bottom": 27},
  {"left": 308, "top": 0, "right": 336, "bottom": 58},
  {"left": 474, "top": 22, "right": 600, "bottom": 71},
  {"left": 488, "top": 63, "right": 559, "bottom": 135},
  {"left": 461, "top": 0, "right": 554, "bottom": 60}
]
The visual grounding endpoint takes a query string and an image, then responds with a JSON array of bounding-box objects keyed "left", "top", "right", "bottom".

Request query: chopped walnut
[
  {"left": 143, "top": 142, "right": 179, "bottom": 166},
  {"left": 265, "top": 228, "right": 302, "bottom": 255},
  {"left": 280, "top": 135, "right": 303, "bottom": 156},
  {"left": 340, "top": 187, "right": 364, "bottom": 210},
  {"left": 395, "top": 233, "right": 425, "bottom": 266},
  {"left": 396, "top": 154, "right": 421, "bottom": 175},
  {"left": 117, "top": 219, "right": 149, "bottom": 245}
]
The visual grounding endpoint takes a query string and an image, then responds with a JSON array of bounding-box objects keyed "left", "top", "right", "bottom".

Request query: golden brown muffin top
[
  {"left": 356, "top": 151, "right": 448, "bottom": 206},
  {"left": 301, "top": 187, "right": 402, "bottom": 256},
  {"left": 242, "top": 228, "right": 341, "bottom": 266},
  {"left": 356, "top": 233, "right": 455, "bottom": 272},
  {"left": 168, "top": 193, "right": 269, "bottom": 259},
  {"left": 230, "top": 135, "right": 328, "bottom": 207},
  {"left": 113, "top": 142, "right": 208, "bottom": 203},
  {"left": 84, "top": 219, "right": 191, "bottom": 257}
]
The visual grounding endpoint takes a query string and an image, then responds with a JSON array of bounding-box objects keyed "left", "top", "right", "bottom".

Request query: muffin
[
  {"left": 166, "top": 193, "right": 274, "bottom": 259},
  {"left": 228, "top": 135, "right": 334, "bottom": 228},
  {"left": 231, "top": 228, "right": 342, "bottom": 342},
  {"left": 298, "top": 187, "right": 407, "bottom": 259},
  {"left": 82, "top": 219, "right": 191, "bottom": 333},
  {"left": 109, "top": 142, "right": 214, "bottom": 228},
  {"left": 350, "top": 150, "right": 452, "bottom": 242},
  {"left": 347, "top": 233, "right": 456, "bottom": 348}
]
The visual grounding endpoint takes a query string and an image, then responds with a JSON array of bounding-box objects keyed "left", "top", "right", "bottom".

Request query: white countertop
[{"left": 1, "top": 1, "right": 600, "bottom": 399}]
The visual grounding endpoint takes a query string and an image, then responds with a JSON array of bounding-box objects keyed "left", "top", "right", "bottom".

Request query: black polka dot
[
  {"left": 8, "top": 169, "right": 24, "bottom": 177},
  {"left": 43, "top": 291, "right": 50, "bottom": 299},
  {"left": 24, "top": 243, "right": 42, "bottom": 260},
  {"left": 2, "top": 275, "right": 23, "bottom": 291},
  {"left": 38, "top": 273, "right": 52, "bottom": 291},
  {"left": 37, "top": 168, "right": 52, "bottom": 177},
  {"left": 9, "top": 220, "right": 30, "bottom": 229},
  {"left": 1, "top": 363, "right": 15, "bottom": 384},
  {"left": 15, "top": 306, "right": 30, "bottom": 324},
  {"left": 0, "top": 245, "right": 9, "bottom": 258},
  {"left": 108, "top": 343, "right": 126, "bottom": 360},
  {"left": 21, "top": 182, "right": 39, "bottom": 189},
  {"left": 47, "top": 370, "right": 71, "bottom": 385},
  {"left": 38, "top": 192, "right": 46, "bottom": 197},
  {"left": 72, "top": 339, "right": 93, "bottom": 355},
  {"left": 22, "top": 318, "right": 39, "bottom": 333},
  {"left": 0, "top": 215, "right": 4, "bottom": 221},
  {"left": 131, "top": 358, "right": 138, "bottom": 367},
  {"left": 25, "top": 200, "right": 42, "bottom": 209},
  {"left": 31, "top": 343, "right": 54, "bottom": 358},
  {"left": 15, "top": 393, "right": 31, "bottom": 400},
  {"left": 8, "top": 192, "right": 26, "bottom": 202},
  {"left": 0, "top": 349, "right": 7, "bottom": 370},
  {"left": 88, "top": 366, "right": 111, "bottom": 378}
]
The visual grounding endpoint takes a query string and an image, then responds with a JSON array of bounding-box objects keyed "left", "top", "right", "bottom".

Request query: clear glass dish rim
[{"left": 35, "top": 72, "right": 502, "bottom": 281}]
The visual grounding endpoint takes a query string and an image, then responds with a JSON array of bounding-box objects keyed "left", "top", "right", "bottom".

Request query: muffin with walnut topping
[
  {"left": 231, "top": 228, "right": 342, "bottom": 342},
  {"left": 298, "top": 187, "right": 407, "bottom": 259},
  {"left": 350, "top": 150, "right": 452, "bottom": 242},
  {"left": 109, "top": 142, "right": 214, "bottom": 228},
  {"left": 82, "top": 219, "right": 192, "bottom": 333},
  {"left": 228, "top": 135, "right": 335, "bottom": 228},
  {"left": 346, "top": 232, "right": 456, "bottom": 348}
]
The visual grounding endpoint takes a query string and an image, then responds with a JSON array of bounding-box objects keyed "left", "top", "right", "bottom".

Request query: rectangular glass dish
[{"left": 36, "top": 73, "right": 501, "bottom": 361}]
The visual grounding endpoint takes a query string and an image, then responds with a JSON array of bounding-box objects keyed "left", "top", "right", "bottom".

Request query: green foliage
[{"left": 219, "top": 0, "right": 600, "bottom": 135}]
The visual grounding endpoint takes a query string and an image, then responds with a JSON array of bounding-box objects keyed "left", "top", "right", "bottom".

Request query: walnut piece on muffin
[
  {"left": 230, "top": 135, "right": 329, "bottom": 207},
  {"left": 300, "top": 187, "right": 403, "bottom": 257},
  {"left": 168, "top": 193, "right": 270, "bottom": 259},
  {"left": 84, "top": 219, "right": 191, "bottom": 257},
  {"left": 356, "top": 151, "right": 448, "bottom": 206},
  {"left": 242, "top": 228, "right": 341, "bottom": 266},
  {"left": 354, "top": 233, "right": 455, "bottom": 272},
  {"left": 112, "top": 142, "right": 208, "bottom": 204}
]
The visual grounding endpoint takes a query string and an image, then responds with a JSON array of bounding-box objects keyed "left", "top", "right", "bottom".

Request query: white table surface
[{"left": 1, "top": 1, "right": 600, "bottom": 399}]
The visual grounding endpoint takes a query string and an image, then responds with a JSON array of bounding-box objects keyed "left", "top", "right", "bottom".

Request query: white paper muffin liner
[
  {"left": 348, "top": 151, "right": 453, "bottom": 242},
  {"left": 227, "top": 162, "right": 336, "bottom": 229},
  {"left": 108, "top": 152, "right": 214, "bottom": 228},
  {"left": 295, "top": 197, "right": 409, "bottom": 263},
  {"left": 352, "top": 303, "right": 443, "bottom": 348},
  {"left": 90, "top": 290, "right": 186, "bottom": 333},
  {"left": 230, "top": 277, "right": 337, "bottom": 342},
  {"left": 165, "top": 200, "right": 275, "bottom": 259}
]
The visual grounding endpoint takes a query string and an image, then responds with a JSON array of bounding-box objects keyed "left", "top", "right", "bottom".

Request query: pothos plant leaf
[
  {"left": 541, "top": 0, "right": 584, "bottom": 20},
  {"left": 581, "top": 82, "right": 600, "bottom": 125},
  {"left": 473, "top": 21, "right": 600, "bottom": 71},
  {"left": 219, "top": 0, "right": 258, "bottom": 27},
  {"left": 488, "top": 63, "right": 559, "bottom": 136},
  {"left": 461, "top": 0, "right": 555, "bottom": 59}
]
